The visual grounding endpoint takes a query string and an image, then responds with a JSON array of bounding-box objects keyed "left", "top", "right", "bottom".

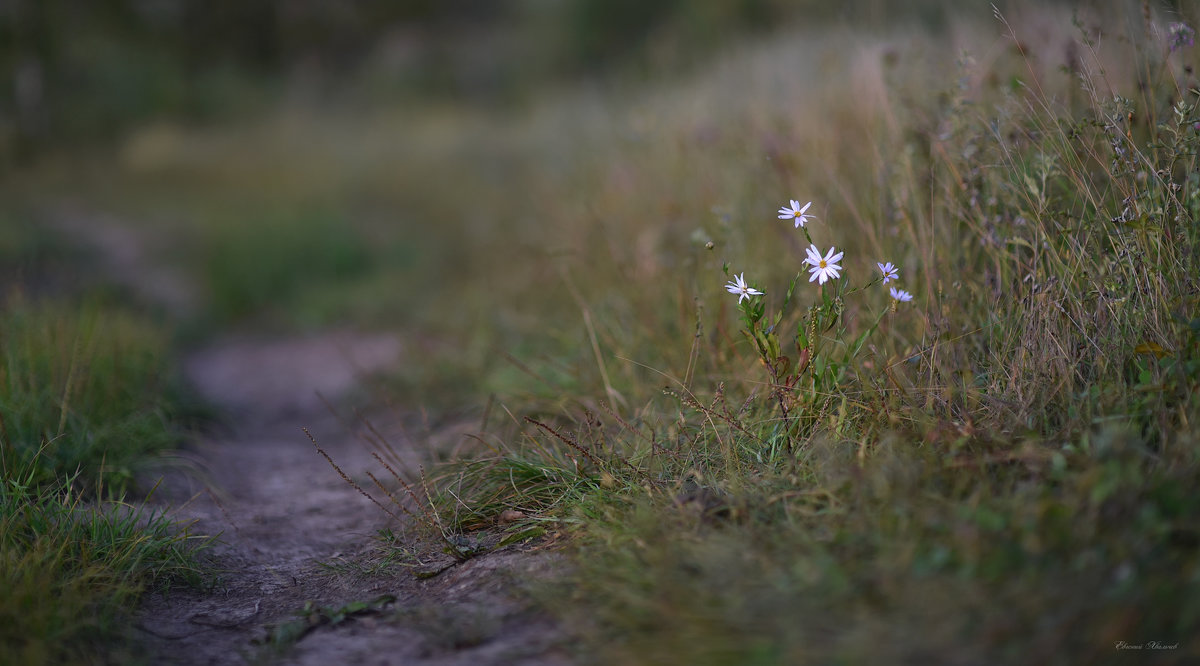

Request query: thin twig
[
  {"left": 304, "top": 427, "right": 402, "bottom": 523},
  {"left": 524, "top": 417, "right": 602, "bottom": 468}
]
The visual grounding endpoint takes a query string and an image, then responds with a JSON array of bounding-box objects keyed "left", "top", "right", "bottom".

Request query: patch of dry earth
[{"left": 135, "top": 332, "right": 570, "bottom": 665}]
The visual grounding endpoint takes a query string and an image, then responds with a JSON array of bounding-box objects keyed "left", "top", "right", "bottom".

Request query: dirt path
[
  {"left": 133, "top": 331, "right": 573, "bottom": 662},
  {"left": 135, "top": 331, "right": 568, "bottom": 665},
  {"left": 41, "top": 208, "right": 569, "bottom": 664}
]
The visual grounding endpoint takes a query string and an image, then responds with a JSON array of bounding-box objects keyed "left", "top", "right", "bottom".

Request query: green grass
[
  {"left": 0, "top": 462, "right": 209, "bottom": 666},
  {"left": 192, "top": 205, "right": 376, "bottom": 327},
  {"left": 0, "top": 295, "right": 211, "bottom": 663},
  {"left": 0, "top": 297, "right": 185, "bottom": 493},
  {"left": 540, "top": 428, "right": 1200, "bottom": 664},
  {"left": 408, "top": 4, "right": 1200, "bottom": 663}
]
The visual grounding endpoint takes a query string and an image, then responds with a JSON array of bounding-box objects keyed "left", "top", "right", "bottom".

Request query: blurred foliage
[
  {"left": 0, "top": 0, "right": 1107, "bottom": 163},
  {"left": 0, "top": 211, "right": 84, "bottom": 298},
  {"left": 193, "top": 207, "right": 374, "bottom": 326}
]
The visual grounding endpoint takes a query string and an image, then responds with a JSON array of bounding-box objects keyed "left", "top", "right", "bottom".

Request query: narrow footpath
[{"left": 135, "top": 331, "right": 567, "bottom": 665}]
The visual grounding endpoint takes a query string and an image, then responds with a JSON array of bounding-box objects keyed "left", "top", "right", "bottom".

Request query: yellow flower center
[{"left": 819, "top": 260, "right": 827, "bottom": 268}]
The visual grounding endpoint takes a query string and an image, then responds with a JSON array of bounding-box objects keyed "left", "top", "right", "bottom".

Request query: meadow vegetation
[
  {"left": 1, "top": 231, "right": 210, "bottom": 662},
  {"left": 0, "top": 457, "right": 208, "bottom": 665},
  {"left": 4, "top": 0, "right": 1199, "bottom": 663},
  {"left": 416, "top": 5, "right": 1200, "bottom": 662}
]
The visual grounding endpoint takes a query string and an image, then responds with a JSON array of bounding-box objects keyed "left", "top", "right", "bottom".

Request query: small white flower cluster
[
  {"left": 724, "top": 200, "right": 914, "bottom": 305},
  {"left": 877, "top": 262, "right": 912, "bottom": 302}
]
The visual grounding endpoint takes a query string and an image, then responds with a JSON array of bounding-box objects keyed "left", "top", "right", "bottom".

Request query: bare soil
[{"left": 135, "top": 331, "right": 571, "bottom": 665}]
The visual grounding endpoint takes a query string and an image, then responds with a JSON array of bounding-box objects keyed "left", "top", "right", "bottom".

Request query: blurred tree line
[{"left": 0, "top": 0, "right": 1184, "bottom": 164}]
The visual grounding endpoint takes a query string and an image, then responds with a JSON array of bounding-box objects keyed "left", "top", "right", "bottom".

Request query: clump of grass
[
  {"left": 0, "top": 296, "right": 185, "bottom": 494},
  {"left": 0, "top": 295, "right": 211, "bottom": 663},
  {"left": 0, "top": 453, "right": 210, "bottom": 665},
  {"left": 901, "top": 7, "right": 1200, "bottom": 447},
  {"left": 546, "top": 426, "right": 1200, "bottom": 664},
  {"left": 306, "top": 423, "right": 502, "bottom": 562}
]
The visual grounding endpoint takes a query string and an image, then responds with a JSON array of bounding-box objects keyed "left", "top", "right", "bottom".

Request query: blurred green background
[
  {"left": 0, "top": 0, "right": 1193, "bottom": 378},
  {"left": 3, "top": 0, "right": 1196, "bottom": 402},
  {"left": 1, "top": 0, "right": 1117, "bottom": 160}
]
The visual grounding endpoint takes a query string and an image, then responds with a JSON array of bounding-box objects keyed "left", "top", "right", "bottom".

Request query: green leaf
[
  {"left": 767, "top": 334, "right": 781, "bottom": 361},
  {"left": 774, "top": 272, "right": 803, "bottom": 328},
  {"left": 1133, "top": 341, "right": 1170, "bottom": 359},
  {"left": 849, "top": 327, "right": 874, "bottom": 360},
  {"left": 498, "top": 526, "right": 546, "bottom": 548}
]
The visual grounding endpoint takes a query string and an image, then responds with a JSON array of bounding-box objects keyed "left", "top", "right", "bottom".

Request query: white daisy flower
[
  {"left": 877, "top": 261, "right": 899, "bottom": 284},
  {"left": 725, "top": 272, "right": 764, "bottom": 303},
  {"left": 804, "top": 244, "right": 843, "bottom": 285},
  {"left": 777, "top": 200, "right": 814, "bottom": 228},
  {"left": 889, "top": 286, "right": 913, "bottom": 302}
]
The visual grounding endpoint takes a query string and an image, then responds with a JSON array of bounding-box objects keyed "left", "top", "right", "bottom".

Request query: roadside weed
[{"left": 404, "top": 5, "right": 1200, "bottom": 663}]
